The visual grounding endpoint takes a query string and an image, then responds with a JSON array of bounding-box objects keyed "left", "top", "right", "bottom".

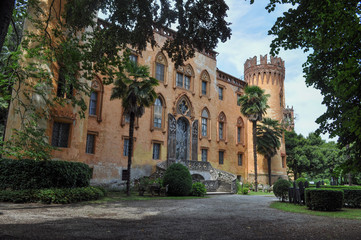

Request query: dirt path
[{"left": 0, "top": 195, "right": 360, "bottom": 239}]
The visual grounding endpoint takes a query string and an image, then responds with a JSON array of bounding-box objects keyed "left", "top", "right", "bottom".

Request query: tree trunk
[
  {"left": 126, "top": 112, "right": 135, "bottom": 196},
  {"left": 0, "top": 0, "right": 15, "bottom": 54},
  {"left": 252, "top": 120, "right": 258, "bottom": 192},
  {"left": 267, "top": 156, "right": 272, "bottom": 186}
]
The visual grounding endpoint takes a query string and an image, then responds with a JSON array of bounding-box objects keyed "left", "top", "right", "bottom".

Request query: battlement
[{"left": 244, "top": 54, "right": 284, "bottom": 70}]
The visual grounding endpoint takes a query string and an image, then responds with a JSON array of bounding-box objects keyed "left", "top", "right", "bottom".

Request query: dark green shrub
[
  {"left": 191, "top": 182, "right": 207, "bottom": 197},
  {"left": 242, "top": 187, "right": 249, "bottom": 195},
  {"left": 305, "top": 189, "right": 343, "bottom": 211},
  {"left": 273, "top": 179, "right": 291, "bottom": 201},
  {"left": 163, "top": 163, "right": 192, "bottom": 196},
  {"left": 0, "top": 158, "right": 93, "bottom": 190},
  {"left": 236, "top": 179, "right": 241, "bottom": 194},
  {"left": 0, "top": 186, "right": 104, "bottom": 204},
  {"left": 343, "top": 189, "right": 361, "bottom": 208}
]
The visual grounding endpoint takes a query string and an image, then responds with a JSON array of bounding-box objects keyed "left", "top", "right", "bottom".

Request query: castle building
[{"left": 4, "top": 3, "right": 294, "bottom": 190}]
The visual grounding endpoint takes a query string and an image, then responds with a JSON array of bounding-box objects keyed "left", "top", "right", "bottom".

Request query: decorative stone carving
[
  {"left": 51, "top": 109, "right": 77, "bottom": 120},
  {"left": 191, "top": 120, "right": 198, "bottom": 161},
  {"left": 201, "top": 71, "right": 209, "bottom": 81},
  {"left": 219, "top": 112, "right": 226, "bottom": 121},
  {"left": 167, "top": 114, "right": 176, "bottom": 161},
  {"left": 91, "top": 80, "right": 100, "bottom": 91},
  {"left": 185, "top": 65, "right": 193, "bottom": 76},
  {"left": 237, "top": 117, "right": 243, "bottom": 126},
  {"left": 176, "top": 117, "right": 190, "bottom": 161},
  {"left": 156, "top": 53, "right": 166, "bottom": 65}
]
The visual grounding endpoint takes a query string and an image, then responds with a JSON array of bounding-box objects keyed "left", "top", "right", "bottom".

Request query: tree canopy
[{"left": 265, "top": 0, "right": 361, "bottom": 170}]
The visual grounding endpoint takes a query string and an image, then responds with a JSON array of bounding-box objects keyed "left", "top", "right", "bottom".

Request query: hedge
[
  {"left": 0, "top": 158, "right": 93, "bottom": 190},
  {"left": 305, "top": 189, "right": 343, "bottom": 211},
  {"left": 319, "top": 186, "right": 361, "bottom": 208},
  {"left": 163, "top": 163, "right": 192, "bottom": 196},
  {"left": 0, "top": 186, "right": 105, "bottom": 204}
]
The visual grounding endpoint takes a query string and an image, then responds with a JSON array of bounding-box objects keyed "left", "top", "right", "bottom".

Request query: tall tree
[
  {"left": 256, "top": 118, "right": 283, "bottom": 185},
  {"left": 110, "top": 57, "right": 158, "bottom": 196},
  {"left": 239, "top": 86, "right": 269, "bottom": 191},
  {"left": 0, "top": 0, "right": 15, "bottom": 54},
  {"left": 264, "top": 0, "right": 361, "bottom": 170}
]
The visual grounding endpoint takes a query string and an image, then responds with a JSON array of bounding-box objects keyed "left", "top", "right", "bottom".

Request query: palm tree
[
  {"left": 257, "top": 118, "right": 283, "bottom": 186},
  {"left": 111, "top": 59, "right": 158, "bottom": 196},
  {"left": 238, "top": 85, "right": 269, "bottom": 192}
]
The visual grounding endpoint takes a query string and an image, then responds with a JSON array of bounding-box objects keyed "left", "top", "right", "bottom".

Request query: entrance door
[{"left": 176, "top": 117, "right": 189, "bottom": 161}]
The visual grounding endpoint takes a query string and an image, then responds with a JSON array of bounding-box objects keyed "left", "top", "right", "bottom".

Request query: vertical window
[
  {"left": 123, "top": 139, "right": 129, "bottom": 156},
  {"left": 156, "top": 63, "right": 165, "bottom": 82},
  {"left": 184, "top": 76, "right": 190, "bottom": 90},
  {"left": 153, "top": 143, "right": 161, "bottom": 160},
  {"left": 176, "top": 72, "right": 183, "bottom": 87},
  {"left": 237, "top": 127, "right": 241, "bottom": 143},
  {"left": 282, "top": 156, "right": 286, "bottom": 168},
  {"left": 86, "top": 134, "right": 95, "bottom": 154},
  {"left": 238, "top": 153, "right": 243, "bottom": 166},
  {"left": 218, "top": 112, "right": 226, "bottom": 141},
  {"left": 201, "top": 108, "right": 209, "bottom": 138},
  {"left": 201, "top": 149, "right": 208, "bottom": 162},
  {"left": 130, "top": 54, "right": 138, "bottom": 64},
  {"left": 202, "top": 81, "right": 207, "bottom": 95},
  {"left": 89, "top": 92, "right": 98, "bottom": 115},
  {"left": 219, "top": 122, "right": 224, "bottom": 140},
  {"left": 237, "top": 94, "right": 241, "bottom": 106},
  {"left": 154, "top": 98, "right": 162, "bottom": 128},
  {"left": 124, "top": 113, "right": 130, "bottom": 123},
  {"left": 218, "top": 86, "right": 223, "bottom": 100},
  {"left": 52, "top": 122, "right": 70, "bottom": 148},
  {"left": 219, "top": 151, "right": 224, "bottom": 165},
  {"left": 57, "top": 67, "right": 73, "bottom": 99}
]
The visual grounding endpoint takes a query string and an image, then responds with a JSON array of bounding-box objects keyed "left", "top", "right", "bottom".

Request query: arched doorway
[{"left": 176, "top": 117, "right": 190, "bottom": 161}]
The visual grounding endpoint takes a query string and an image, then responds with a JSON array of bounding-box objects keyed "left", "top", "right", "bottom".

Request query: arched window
[
  {"left": 151, "top": 95, "right": 166, "bottom": 132},
  {"left": 218, "top": 112, "right": 227, "bottom": 141},
  {"left": 88, "top": 77, "right": 103, "bottom": 122},
  {"left": 155, "top": 52, "right": 167, "bottom": 84},
  {"left": 175, "top": 64, "right": 194, "bottom": 93},
  {"left": 200, "top": 108, "right": 210, "bottom": 139},
  {"left": 200, "top": 70, "right": 210, "bottom": 98},
  {"left": 237, "top": 117, "right": 245, "bottom": 145}
]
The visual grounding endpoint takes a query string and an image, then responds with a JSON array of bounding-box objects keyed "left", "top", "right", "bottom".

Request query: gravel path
[{"left": 0, "top": 194, "right": 360, "bottom": 239}]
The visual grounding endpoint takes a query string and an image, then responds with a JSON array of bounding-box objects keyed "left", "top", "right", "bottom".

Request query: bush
[
  {"left": 242, "top": 187, "right": 249, "bottom": 195},
  {"left": 296, "top": 177, "right": 308, "bottom": 185},
  {"left": 273, "top": 179, "right": 291, "bottom": 201},
  {"left": 0, "top": 186, "right": 104, "bottom": 204},
  {"left": 163, "top": 163, "right": 192, "bottom": 196},
  {"left": 191, "top": 182, "right": 207, "bottom": 197},
  {"left": 305, "top": 189, "right": 343, "bottom": 211},
  {"left": 343, "top": 189, "right": 361, "bottom": 208},
  {"left": 0, "top": 158, "right": 93, "bottom": 190}
]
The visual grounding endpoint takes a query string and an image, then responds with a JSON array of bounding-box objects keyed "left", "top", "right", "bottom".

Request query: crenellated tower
[{"left": 244, "top": 54, "right": 288, "bottom": 184}]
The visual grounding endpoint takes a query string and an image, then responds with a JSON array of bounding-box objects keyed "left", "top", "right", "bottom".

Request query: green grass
[
  {"left": 238, "top": 190, "right": 275, "bottom": 196},
  {"left": 85, "top": 191, "right": 209, "bottom": 204},
  {"left": 270, "top": 201, "right": 361, "bottom": 220}
]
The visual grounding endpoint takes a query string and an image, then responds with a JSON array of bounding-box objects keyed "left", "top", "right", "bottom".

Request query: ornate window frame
[
  {"left": 89, "top": 77, "right": 104, "bottom": 122},
  {"left": 200, "top": 107, "right": 211, "bottom": 141},
  {"left": 217, "top": 112, "right": 227, "bottom": 142},
  {"left": 150, "top": 94, "right": 167, "bottom": 133},
  {"left": 174, "top": 64, "right": 195, "bottom": 95},
  {"left": 154, "top": 52, "right": 168, "bottom": 86},
  {"left": 199, "top": 70, "right": 211, "bottom": 99},
  {"left": 217, "top": 84, "right": 225, "bottom": 101},
  {"left": 236, "top": 117, "right": 245, "bottom": 146}
]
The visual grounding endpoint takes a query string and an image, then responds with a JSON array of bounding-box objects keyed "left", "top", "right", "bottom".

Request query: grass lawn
[
  {"left": 86, "top": 191, "right": 209, "bottom": 204},
  {"left": 238, "top": 191, "right": 275, "bottom": 196},
  {"left": 270, "top": 201, "right": 361, "bottom": 220}
]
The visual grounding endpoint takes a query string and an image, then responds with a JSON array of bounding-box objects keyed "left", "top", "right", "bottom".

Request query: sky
[{"left": 215, "top": 0, "right": 332, "bottom": 141}]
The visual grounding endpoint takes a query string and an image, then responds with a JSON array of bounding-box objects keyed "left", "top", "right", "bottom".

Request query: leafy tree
[
  {"left": 239, "top": 86, "right": 270, "bottom": 191},
  {"left": 256, "top": 117, "right": 283, "bottom": 185},
  {"left": 284, "top": 130, "right": 309, "bottom": 180},
  {"left": 110, "top": 57, "right": 158, "bottom": 196},
  {"left": 264, "top": 0, "right": 361, "bottom": 170}
]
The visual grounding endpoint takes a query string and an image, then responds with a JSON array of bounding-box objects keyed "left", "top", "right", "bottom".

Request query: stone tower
[{"left": 244, "top": 54, "right": 288, "bottom": 184}]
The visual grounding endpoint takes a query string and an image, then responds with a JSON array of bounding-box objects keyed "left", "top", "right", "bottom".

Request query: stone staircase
[{"left": 153, "top": 160, "right": 237, "bottom": 193}]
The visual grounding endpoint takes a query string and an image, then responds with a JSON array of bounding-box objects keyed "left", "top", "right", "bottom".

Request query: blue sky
[{"left": 215, "top": 0, "right": 332, "bottom": 141}]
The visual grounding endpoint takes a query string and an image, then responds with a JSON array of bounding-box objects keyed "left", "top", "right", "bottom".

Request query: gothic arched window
[
  {"left": 201, "top": 108, "right": 210, "bottom": 138},
  {"left": 151, "top": 95, "right": 166, "bottom": 132},
  {"left": 237, "top": 117, "right": 245, "bottom": 145},
  {"left": 155, "top": 52, "right": 167, "bottom": 84},
  {"left": 218, "top": 112, "right": 227, "bottom": 141}
]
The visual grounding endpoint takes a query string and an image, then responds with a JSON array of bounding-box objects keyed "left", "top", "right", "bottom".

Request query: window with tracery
[
  {"left": 201, "top": 109, "right": 209, "bottom": 137},
  {"left": 155, "top": 53, "right": 167, "bottom": 83},
  {"left": 236, "top": 117, "right": 245, "bottom": 145},
  {"left": 200, "top": 70, "right": 210, "bottom": 98},
  {"left": 218, "top": 112, "right": 227, "bottom": 141},
  {"left": 88, "top": 78, "right": 103, "bottom": 122},
  {"left": 154, "top": 98, "right": 162, "bottom": 128},
  {"left": 175, "top": 65, "right": 194, "bottom": 91}
]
